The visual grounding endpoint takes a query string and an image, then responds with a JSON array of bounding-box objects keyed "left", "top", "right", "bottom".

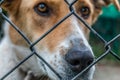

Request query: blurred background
[
  {"left": 89, "top": 4, "right": 120, "bottom": 80},
  {"left": 90, "top": 4, "right": 120, "bottom": 63}
]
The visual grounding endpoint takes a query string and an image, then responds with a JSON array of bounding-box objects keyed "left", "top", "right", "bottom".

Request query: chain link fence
[{"left": 0, "top": 0, "right": 120, "bottom": 80}]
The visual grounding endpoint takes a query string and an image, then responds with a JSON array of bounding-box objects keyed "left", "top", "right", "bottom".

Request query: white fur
[{"left": 0, "top": 22, "right": 22, "bottom": 80}]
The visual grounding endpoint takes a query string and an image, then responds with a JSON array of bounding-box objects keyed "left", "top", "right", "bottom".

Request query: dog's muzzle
[
  {"left": 65, "top": 48, "right": 94, "bottom": 72},
  {"left": 65, "top": 38, "right": 94, "bottom": 73}
]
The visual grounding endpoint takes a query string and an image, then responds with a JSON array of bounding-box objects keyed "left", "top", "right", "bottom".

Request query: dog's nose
[{"left": 65, "top": 48, "right": 94, "bottom": 72}]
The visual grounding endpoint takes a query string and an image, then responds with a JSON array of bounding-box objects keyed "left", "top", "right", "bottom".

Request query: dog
[{"left": 0, "top": 0, "right": 120, "bottom": 80}]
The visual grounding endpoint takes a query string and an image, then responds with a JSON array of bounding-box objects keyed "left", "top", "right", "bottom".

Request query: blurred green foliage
[{"left": 90, "top": 4, "right": 120, "bottom": 61}]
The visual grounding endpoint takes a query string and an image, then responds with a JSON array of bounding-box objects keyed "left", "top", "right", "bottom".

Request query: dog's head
[{"left": 2, "top": 0, "right": 120, "bottom": 80}]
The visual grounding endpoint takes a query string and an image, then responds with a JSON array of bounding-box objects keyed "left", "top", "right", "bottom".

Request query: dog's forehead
[
  {"left": 66, "top": 0, "right": 91, "bottom": 3},
  {"left": 32, "top": 0, "right": 91, "bottom": 4},
  {"left": 23, "top": 0, "right": 92, "bottom": 6},
  {"left": 33, "top": 0, "right": 61, "bottom": 3}
]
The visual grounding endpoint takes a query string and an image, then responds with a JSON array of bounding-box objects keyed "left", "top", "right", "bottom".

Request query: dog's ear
[
  {"left": 93, "top": 0, "right": 120, "bottom": 11},
  {"left": 1, "top": 0, "right": 21, "bottom": 14},
  {"left": 92, "top": 0, "right": 120, "bottom": 23}
]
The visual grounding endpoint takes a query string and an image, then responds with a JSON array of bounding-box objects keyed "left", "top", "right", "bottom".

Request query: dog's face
[{"left": 2, "top": 0, "right": 120, "bottom": 80}]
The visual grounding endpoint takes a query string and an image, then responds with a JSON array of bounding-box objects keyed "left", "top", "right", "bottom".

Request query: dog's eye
[
  {"left": 35, "top": 3, "right": 50, "bottom": 16},
  {"left": 80, "top": 7, "right": 90, "bottom": 19},
  {"left": 38, "top": 3, "right": 48, "bottom": 13}
]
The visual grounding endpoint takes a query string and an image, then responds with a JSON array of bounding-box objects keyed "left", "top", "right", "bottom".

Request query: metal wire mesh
[{"left": 0, "top": 0, "right": 120, "bottom": 80}]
